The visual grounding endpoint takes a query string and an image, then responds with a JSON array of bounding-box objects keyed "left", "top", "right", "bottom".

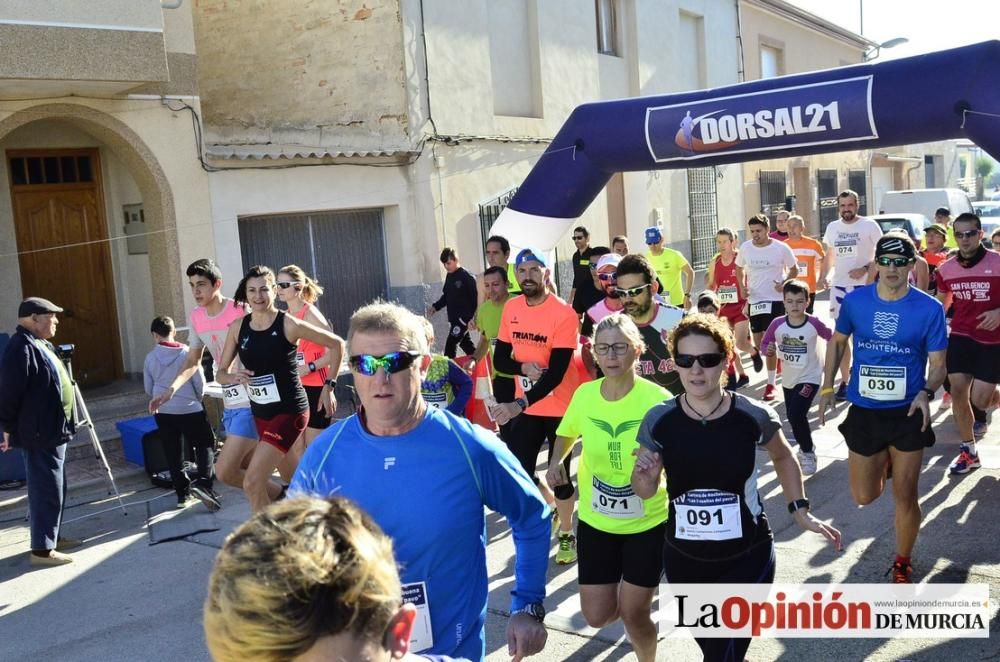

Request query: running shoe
[
  {"left": 736, "top": 375, "right": 750, "bottom": 389},
  {"left": 939, "top": 391, "right": 952, "bottom": 410},
  {"left": 797, "top": 450, "right": 818, "bottom": 476},
  {"left": 726, "top": 373, "right": 737, "bottom": 391},
  {"left": 762, "top": 384, "right": 777, "bottom": 402},
  {"left": 949, "top": 444, "right": 981, "bottom": 475},
  {"left": 751, "top": 351, "right": 764, "bottom": 373},
  {"left": 835, "top": 383, "right": 848, "bottom": 402},
  {"left": 973, "top": 421, "right": 988, "bottom": 440},
  {"left": 886, "top": 560, "right": 913, "bottom": 584},
  {"left": 555, "top": 532, "right": 577, "bottom": 565},
  {"left": 191, "top": 484, "right": 222, "bottom": 512},
  {"left": 176, "top": 493, "right": 196, "bottom": 509}
]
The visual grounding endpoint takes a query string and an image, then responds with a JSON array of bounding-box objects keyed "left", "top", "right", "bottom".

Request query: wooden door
[{"left": 8, "top": 149, "right": 122, "bottom": 387}]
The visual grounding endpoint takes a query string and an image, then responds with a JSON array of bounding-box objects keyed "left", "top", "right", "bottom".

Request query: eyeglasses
[
  {"left": 614, "top": 283, "right": 652, "bottom": 298},
  {"left": 593, "top": 342, "right": 631, "bottom": 355},
  {"left": 349, "top": 351, "right": 423, "bottom": 376},
  {"left": 597, "top": 271, "right": 617, "bottom": 282},
  {"left": 573, "top": 235, "right": 586, "bottom": 240},
  {"left": 992, "top": 240, "right": 1000, "bottom": 247},
  {"left": 954, "top": 229, "right": 981, "bottom": 239},
  {"left": 875, "top": 256, "right": 914, "bottom": 267},
  {"left": 276, "top": 281, "right": 301, "bottom": 289},
  {"left": 673, "top": 353, "right": 726, "bottom": 369}
]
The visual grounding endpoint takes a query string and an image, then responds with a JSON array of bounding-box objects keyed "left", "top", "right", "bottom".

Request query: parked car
[
  {"left": 973, "top": 201, "right": 1000, "bottom": 218},
  {"left": 879, "top": 188, "right": 974, "bottom": 219},
  {"left": 871, "top": 213, "right": 932, "bottom": 247}
]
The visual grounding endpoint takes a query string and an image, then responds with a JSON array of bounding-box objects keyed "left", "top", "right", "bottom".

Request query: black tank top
[{"left": 236, "top": 311, "right": 308, "bottom": 419}]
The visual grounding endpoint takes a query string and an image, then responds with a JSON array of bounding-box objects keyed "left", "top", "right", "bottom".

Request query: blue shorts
[{"left": 222, "top": 407, "right": 257, "bottom": 440}]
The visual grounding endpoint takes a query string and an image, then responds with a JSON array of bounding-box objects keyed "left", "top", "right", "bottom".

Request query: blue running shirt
[
  {"left": 290, "top": 408, "right": 550, "bottom": 662},
  {"left": 836, "top": 284, "right": 947, "bottom": 409}
]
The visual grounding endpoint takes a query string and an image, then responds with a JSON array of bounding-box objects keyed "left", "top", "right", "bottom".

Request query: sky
[{"left": 787, "top": 0, "right": 999, "bottom": 60}]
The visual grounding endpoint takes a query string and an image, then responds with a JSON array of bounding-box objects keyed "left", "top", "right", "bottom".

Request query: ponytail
[{"left": 279, "top": 264, "right": 324, "bottom": 304}]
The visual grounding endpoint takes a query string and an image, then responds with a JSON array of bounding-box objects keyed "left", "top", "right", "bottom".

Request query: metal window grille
[
  {"left": 687, "top": 167, "right": 719, "bottom": 269},
  {"left": 478, "top": 187, "right": 518, "bottom": 250},
  {"left": 758, "top": 170, "right": 787, "bottom": 226},
  {"left": 848, "top": 169, "right": 868, "bottom": 215},
  {"left": 817, "top": 169, "right": 839, "bottom": 235}
]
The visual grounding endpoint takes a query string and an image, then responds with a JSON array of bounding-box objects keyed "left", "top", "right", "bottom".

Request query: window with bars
[
  {"left": 848, "top": 169, "right": 868, "bottom": 215},
  {"left": 9, "top": 154, "right": 93, "bottom": 186},
  {"left": 687, "top": 167, "right": 719, "bottom": 269},
  {"left": 478, "top": 188, "right": 519, "bottom": 249},
  {"left": 817, "top": 169, "right": 839, "bottom": 235},
  {"left": 758, "top": 170, "right": 787, "bottom": 226}
]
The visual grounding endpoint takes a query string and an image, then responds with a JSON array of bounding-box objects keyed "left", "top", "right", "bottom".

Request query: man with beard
[
  {"left": 614, "top": 254, "right": 685, "bottom": 396},
  {"left": 586, "top": 253, "right": 624, "bottom": 327},
  {"left": 821, "top": 190, "right": 883, "bottom": 400},
  {"left": 492, "top": 249, "right": 583, "bottom": 565},
  {"left": 934, "top": 213, "right": 1000, "bottom": 474}
]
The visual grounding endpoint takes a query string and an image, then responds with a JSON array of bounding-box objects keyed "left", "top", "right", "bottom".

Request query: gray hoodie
[{"left": 143, "top": 343, "right": 205, "bottom": 415}]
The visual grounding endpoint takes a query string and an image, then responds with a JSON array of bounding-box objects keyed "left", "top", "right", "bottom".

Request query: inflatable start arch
[{"left": 491, "top": 40, "right": 1000, "bottom": 251}]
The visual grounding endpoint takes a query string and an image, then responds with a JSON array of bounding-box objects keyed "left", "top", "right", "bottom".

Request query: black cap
[
  {"left": 18, "top": 297, "right": 63, "bottom": 317},
  {"left": 935, "top": 207, "right": 950, "bottom": 217},
  {"left": 875, "top": 235, "right": 916, "bottom": 260}
]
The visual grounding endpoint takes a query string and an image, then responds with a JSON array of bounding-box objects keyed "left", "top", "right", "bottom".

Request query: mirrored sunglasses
[{"left": 349, "top": 351, "right": 422, "bottom": 376}]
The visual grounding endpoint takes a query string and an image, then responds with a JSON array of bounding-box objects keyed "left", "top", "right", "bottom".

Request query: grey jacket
[{"left": 143, "top": 343, "right": 205, "bottom": 415}]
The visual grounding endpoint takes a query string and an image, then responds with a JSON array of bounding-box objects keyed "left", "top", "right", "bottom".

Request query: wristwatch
[
  {"left": 511, "top": 602, "right": 546, "bottom": 623},
  {"left": 308, "top": 361, "right": 317, "bottom": 373},
  {"left": 921, "top": 387, "right": 935, "bottom": 400},
  {"left": 324, "top": 378, "right": 338, "bottom": 389},
  {"left": 514, "top": 397, "right": 529, "bottom": 411},
  {"left": 787, "top": 498, "right": 810, "bottom": 514}
]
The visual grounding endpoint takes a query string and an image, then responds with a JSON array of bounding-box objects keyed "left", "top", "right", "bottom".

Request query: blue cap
[
  {"left": 644, "top": 227, "right": 663, "bottom": 244},
  {"left": 514, "top": 248, "right": 547, "bottom": 268}
]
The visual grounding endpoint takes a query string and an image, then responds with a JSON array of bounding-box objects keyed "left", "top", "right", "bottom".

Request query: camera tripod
[{"left": 64, "top": 355, "right": 127, "bottom": 517}]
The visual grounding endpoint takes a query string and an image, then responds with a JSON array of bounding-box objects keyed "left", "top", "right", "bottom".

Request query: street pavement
[{"left": 1, "top": 299, "right": 999, "bottom": 661}]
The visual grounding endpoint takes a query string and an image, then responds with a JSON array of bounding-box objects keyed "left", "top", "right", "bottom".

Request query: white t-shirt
[
  {"left": 761, "top": 315, "right": 833, "bottom": 386},
  {"left": 735, "top": 240, "right": 797, "bottom": 303},
  {"left": 822, "top": 217, "right": 883, "bottom": 287}
]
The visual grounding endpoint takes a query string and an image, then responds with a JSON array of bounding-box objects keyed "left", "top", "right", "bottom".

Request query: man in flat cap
[{"left": 0, "top": 297, "right": 80, "bottom": 565}]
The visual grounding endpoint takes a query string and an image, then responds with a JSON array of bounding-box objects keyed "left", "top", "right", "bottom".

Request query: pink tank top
[{"left": 293, "top": 303, "right": 329, "bottom": 386}]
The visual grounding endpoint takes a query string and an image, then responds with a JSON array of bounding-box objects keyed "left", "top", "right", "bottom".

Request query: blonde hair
[
  {"left": 347, "top": 301, "right": 429, "bottom": 355},
  {"left": 204, "top": 497, "right": 401, "bottom": 662},
  {"left": 279, "top": 264, "right": 324, "bottom": 304},
  {"left": 593, "top": 313, "right": 645, "bottom": 354}
]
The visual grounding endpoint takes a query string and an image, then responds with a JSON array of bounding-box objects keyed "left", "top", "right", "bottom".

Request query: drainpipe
[
  {"left": 161, "top": 0, "right": 183, "bottom": 9},
  {"left": 735, "top": 0, "right": 745, "bottom": 83}
]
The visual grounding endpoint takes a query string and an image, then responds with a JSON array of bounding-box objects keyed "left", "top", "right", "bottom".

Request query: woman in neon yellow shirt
[{"left": 546, "top": 313, "right": 670, "bottom": 662}]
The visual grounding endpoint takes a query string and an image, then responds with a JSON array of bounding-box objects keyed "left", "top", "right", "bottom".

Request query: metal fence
[
  {"left": 478, "top": 188, "right": 518, "bottom": 250},
  {"left": 687, "top": 167, "right": 719, "bottom": 268},
  {"left": 848, "top": 169, "right": 868, "bottom": 215},
  {"left": 817, "top": 169, "right": 839, "bottom": 235},
  {"left": 758, "top": 170, "right": 787, "bottom": 226}
]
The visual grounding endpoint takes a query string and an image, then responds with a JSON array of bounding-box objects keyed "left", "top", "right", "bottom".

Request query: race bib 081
[{"left": 247, "top": 374, "right": 281, "bottom": 405}]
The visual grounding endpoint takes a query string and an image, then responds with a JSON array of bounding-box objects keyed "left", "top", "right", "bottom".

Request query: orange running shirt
[
  {"left": 498, "top": 294, "right": 581, "bottom": 417},
  {"left": 785, "top": 236, "right": 826, "bottom": 292}
]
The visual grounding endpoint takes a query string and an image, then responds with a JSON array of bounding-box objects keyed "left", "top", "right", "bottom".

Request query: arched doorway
[{"left": 0, "top": 104, "right": 181, "bottom": 387}]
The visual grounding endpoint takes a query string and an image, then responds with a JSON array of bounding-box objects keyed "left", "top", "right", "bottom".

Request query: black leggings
[
  {"left": 444, "top": 320, "right": 476, "bottom": 358},
  {"left": 783, "top": 383, "right": 818, "bottom": 453},
  {"left": 154, "top": 411, "right": 215, "bottom": 496},
  {"left": 664, "top": 540, "right": 776, "bottom": 662},
  {"left": 508, "top": 413, "right": 575, "bottom": 501}
]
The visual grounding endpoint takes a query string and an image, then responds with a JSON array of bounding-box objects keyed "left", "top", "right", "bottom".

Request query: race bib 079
[
  {"left": 717, "top": 286, "right": 738, "bottom": 304},
  {"left": 858, "top": 365, "right": 906, "bottom": 401}
]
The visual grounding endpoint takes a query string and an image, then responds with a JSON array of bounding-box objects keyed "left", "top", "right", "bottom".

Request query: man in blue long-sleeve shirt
[
  {"left": 426, "top": 247, "right": 478, "bottom": 359},
  {"left": 291, "top": 301, "right": 550, "bottom": 662}
]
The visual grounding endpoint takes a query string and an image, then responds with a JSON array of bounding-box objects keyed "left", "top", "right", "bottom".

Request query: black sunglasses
[
  {"left": 349, "top": 351, "right": 422, "bottom": 376},
  {"left": 276, "top": 281, "right": 301, "bottom": 289},
  {"left": 673, "top": 353, "right": 726, "bottom": 369},
  {"left": 954, "top": 229, "right": 981, "bottom": 239},
  {"left": 573, "top": 235, "right": 586, "bottom": 240},
  {"left": 876, "top": 256, "right": 913, "bottom": 268}
]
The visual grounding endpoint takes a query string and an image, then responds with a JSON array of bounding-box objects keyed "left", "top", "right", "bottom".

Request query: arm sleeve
[
  {"left": 432, "top": 289, "right": 446, "bottom": 312},
  {"left": 474, "top": 429, "right": 550, "bottom": 611},
  {"left": 834, "top": 298, "right": 855, "bottom": 336},
  {"left": 0, "top": 343, "right": 29, "bottom": 427},
  {"left": 554, "top": 389, "right": 582, "bottom": 438},
  {"left": 492, "top": 340, "right": 522, "bottom": 376},
  {"left": 933, "top": 269, "right": 949, "bottom": 293},
  {"left": 187, "top": 313, "right": 203, "bottom": 349},
  {"left": 636, "top": 404, "right": 667, "bottom": 452},
  {"left": 760, "top": 318, "right": 782, "bottom": 353},
  {"left": 143, "top": 355, "right": 154, "bottom": 397},
  {"left": 735, "top": 249, "right": 746, "bottom": 268},
  {"left": 809, "top": 315, "right": 834, "bottom": 341},
  {"left": 925, "top": 301, "right": 949, "bottom": 352},
  {"left": 192, "top": 362, "right": 206, "bottom": 401},
  {"left": 524, "top": 348, "right": 573, "bottom": 405},
  {"left": 446, "top": 360, "right": 473, "bottom": 414},
  {"left": 750, "top": 399, "right": 783, "bottom": 446},
  {"left": 783, "top": 243, "right": 797, "bottom": 268}
]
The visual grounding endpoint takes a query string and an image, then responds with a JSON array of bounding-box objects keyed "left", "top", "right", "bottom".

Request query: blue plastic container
[{"left": 115, "top": 416, "right": 159, "bottom": 467}]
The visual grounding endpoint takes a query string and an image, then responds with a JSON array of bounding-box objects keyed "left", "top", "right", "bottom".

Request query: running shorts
[
  {"left": 577, "top": 519, "right": 665, "bottom": 587},
  {"left": 304, "top": 384, "right": 333, "bottom": 430},
  {"left": 946, "top": 334, "right": 1000, "bottom": 385},
  {"left": 839, "top": 403, "right": 935, "bottom": 457},
  {"left": 222, "top": 407, "right": 257, "bottom": 440},
  {"left": 254, "top": 412, "right": 309, "bottom": 453},
  {"left": 749, "top": 301, "right": 785, "bottom": 334}
]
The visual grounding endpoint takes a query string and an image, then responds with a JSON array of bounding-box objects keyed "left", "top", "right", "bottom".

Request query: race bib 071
[{"left": 591, "top": 476, "right": 644, "bottom": 519}]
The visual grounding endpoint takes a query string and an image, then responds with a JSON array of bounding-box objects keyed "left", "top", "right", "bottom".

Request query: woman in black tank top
[{"left": 217, "top": 265, "right": 346, "bottom": 513}]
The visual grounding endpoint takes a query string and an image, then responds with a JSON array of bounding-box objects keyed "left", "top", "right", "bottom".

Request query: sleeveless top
[
  {"left": 712, "top": 252, "right": 746, "bottom": 308},
  {"left": 292, "top": 302, "right": 329, "bottom": 387},
  {"left": 236, "top": 311, "right": 309, "bottom": 419}
]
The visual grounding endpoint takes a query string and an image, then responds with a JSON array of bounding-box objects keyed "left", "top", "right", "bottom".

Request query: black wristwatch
[
  {"left": 921, "top": 387, "right": 935, "bottom": 401},
  {"left": 308, "top": 361, "right": 317, "bottom": 373},
  {"left": 787, "top": 498, "right": 810, "bottom": 514},
  {"left": 512, "top": 602, "right": 546, "bottom": 623},
  {"left": 324, "top": 378, "right": 338, "bottom": 388},
  {"left": 514, "top": 397, "right": 529, "bottom": 411}
]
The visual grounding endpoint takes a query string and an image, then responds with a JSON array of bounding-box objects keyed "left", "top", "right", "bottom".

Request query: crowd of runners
[{"left": 140, "top": 188, "right": 997, "bottom": 662}]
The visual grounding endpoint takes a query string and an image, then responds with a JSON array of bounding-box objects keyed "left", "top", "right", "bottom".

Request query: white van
[{"left": 878, "top": 188, "right": 974, "bottom": 219}]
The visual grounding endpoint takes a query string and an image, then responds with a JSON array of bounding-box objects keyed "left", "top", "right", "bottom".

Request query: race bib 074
[{"left": 835, "top": 240, "right": 858, "bottom": 259}]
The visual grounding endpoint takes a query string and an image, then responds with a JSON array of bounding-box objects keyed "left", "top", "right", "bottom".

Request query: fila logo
[{"left": 384, "top": 457, "right": 396, "bottom": 470}]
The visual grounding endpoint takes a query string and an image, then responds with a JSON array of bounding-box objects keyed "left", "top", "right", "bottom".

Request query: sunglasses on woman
[
  {"left": 276, "top": 281, "right": 301, "bottom": 289},
  {"left": 673, "top": 352, "right": 726, "bottom": 369},
  {"left": 349, "top": 351, "right": 423, "bottom": 376}
]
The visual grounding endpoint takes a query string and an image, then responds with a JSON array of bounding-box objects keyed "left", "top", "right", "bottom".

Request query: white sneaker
[{"left": 797, "top": 450, "right": 818, "bottom": 476}]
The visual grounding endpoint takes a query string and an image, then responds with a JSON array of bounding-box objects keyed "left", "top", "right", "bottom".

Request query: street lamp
[{"left": 864, "top": 37, "right": 909, "bottom": 61}]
